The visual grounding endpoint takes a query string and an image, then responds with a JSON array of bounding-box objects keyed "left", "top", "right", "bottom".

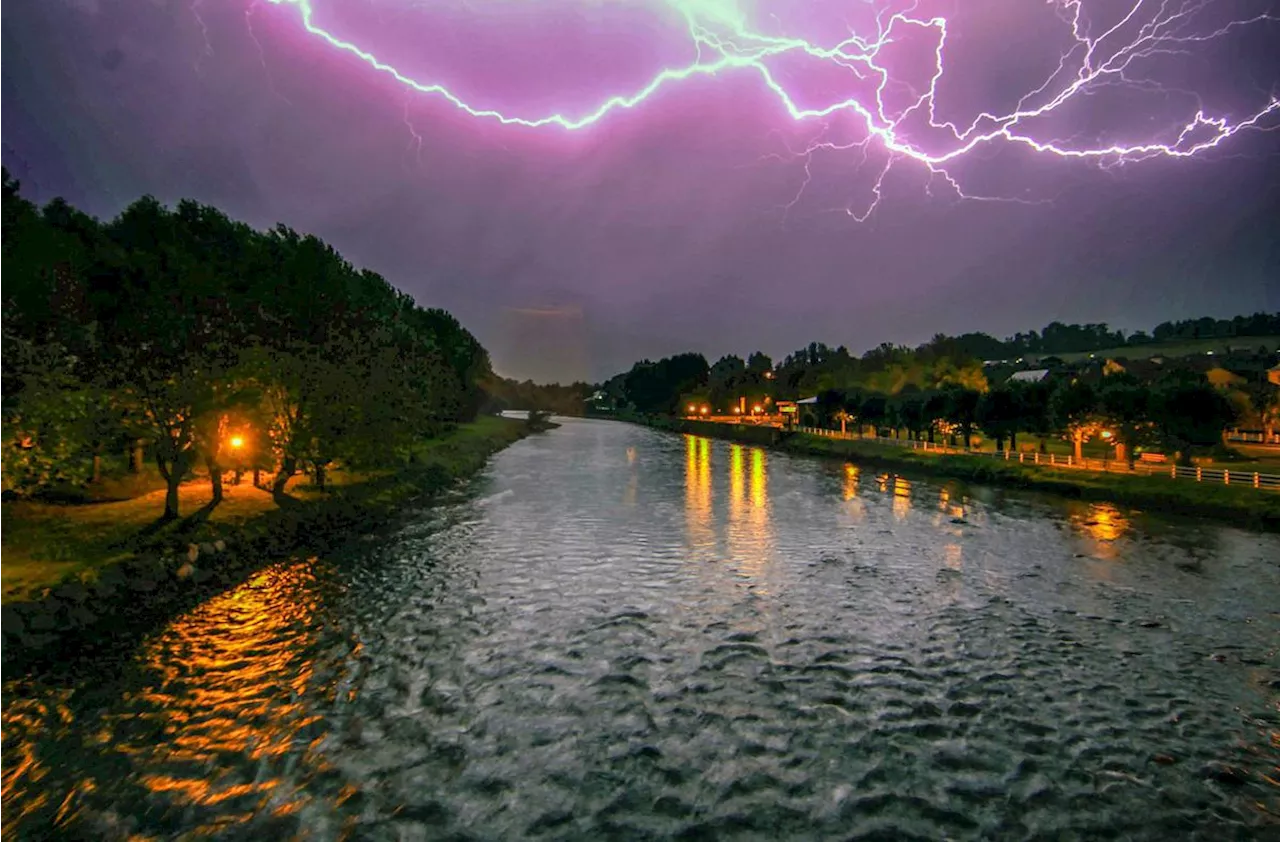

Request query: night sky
[{"left": 4, "top": 1, "right": 1279, "bottom": 383}]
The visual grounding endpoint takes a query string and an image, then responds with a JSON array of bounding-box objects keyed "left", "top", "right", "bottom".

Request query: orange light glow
[
  {"left": 752, "top": 405, "right": 763, "bottom": 413},
  {"left": 229, "top": 436, "right": 245, "bottom": 449},
  {"left": 1100, "top": 430, "right": 1113, "bottom": 440},
  {"left": 700, "top": 406, "right": 709, "bottom": 415}
]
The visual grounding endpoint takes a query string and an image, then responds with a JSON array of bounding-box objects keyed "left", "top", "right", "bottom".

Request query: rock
[
  {"left": 950, "top": 517, "right": 968, "bottom": 525},
  {"left": 187, "top": 544, "right": 200, "bottom": 563},
  {"left": 1209, "top": 653, "right": 1228, "bottom": 663},
  {"left": 1153, "top": 754, "right": 1177, "bottom": 765},
  {"left": 1201, "top": 762, "right": 1248, "bottom": 785},
  {"left": 177, "top": 563, "right": 195, "bottom": 580},
  {"left": 55, "top": 580, "right": 90, "bottom": 603},
  {"left": 199, "top": 542, "right": 215, "bottom": 557},
  {"left": 1137, "top": 620, "right": 1161, "bottom": 629},
  {"left": 1, "top": 606, "right": 27, "bottom": 636},
  {"left": 28, "top": 607, "right": 58, "bottom": 631},
  {"left": 213, "top": 539, "right": 227, "bottom": 553},
  {"left": 192, "top": 567, "right": 214, "bottom": 584},
  {"left": 66, "top": 605, "right": 97, "bottom": 628}
]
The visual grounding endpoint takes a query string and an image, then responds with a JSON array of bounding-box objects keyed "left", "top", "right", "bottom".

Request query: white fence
[{"left": 794, "top": 427, "right": 1280, "bottom": 491}]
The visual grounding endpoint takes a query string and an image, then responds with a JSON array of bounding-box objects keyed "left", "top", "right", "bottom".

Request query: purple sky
[{"left": 4, "top": 0, "right": 1279, "bottom": 382}]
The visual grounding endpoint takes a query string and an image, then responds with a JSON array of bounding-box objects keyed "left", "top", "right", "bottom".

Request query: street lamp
[{"left": 230, "top": 435, "right": 245, "bottom": 449}]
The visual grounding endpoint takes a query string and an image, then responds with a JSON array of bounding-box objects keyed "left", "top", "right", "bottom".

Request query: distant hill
[{"left": 1030, "top": 335, "right": 1280, "bottom": 365}]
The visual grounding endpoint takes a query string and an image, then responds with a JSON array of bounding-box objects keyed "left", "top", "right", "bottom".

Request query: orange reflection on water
[
  {"left": 122, "top": 557, "right": 335, "bottom": 824},
  {"left": 724, "top": 444, "right": 774, "bottom": 584},
  {"left": 750, "top": 448, "right": 767, "bottom": 511},
  {"left": 892, "top": 476, "right": 912, "bottom": 520},
  {"left": 1, "top": 691, "right": 73, "bottom": 832},
  {"left": 1, "top": 560, "right": 342, "bottom": 838},
  {"left": 1069, "top": 502, "right": 1131, "bottom": 564},
  {"left": 843, "top": 463, "right": 860, "bottom": 500},
  {"left": 685, "top": 435, "right": 714, "bottom": 550}
]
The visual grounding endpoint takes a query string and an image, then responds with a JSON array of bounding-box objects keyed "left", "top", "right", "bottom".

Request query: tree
[
  {"left": 1150, "top": 379, "right": 1237, "bottom": 465},
  {"left": 977, "top": 386, "right": 1022, "bottom": 452},
  {"left": 893, "top": 388, "right": 928, "bottom": 441},
  {"left": 1263, "top": 390, "right": 1280, "bottom": 444},
  {"left": 1098, "top": 374, "right": 1152, "bottom": 468},
  {"left": 1050, "top": 379, "right": 1099, "bottom": 462},
  {"left": 941, "top": 385, "right": 981, "bottom": 449}
]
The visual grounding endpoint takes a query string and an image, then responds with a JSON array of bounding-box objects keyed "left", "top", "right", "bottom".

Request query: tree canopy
[{"left": 2, "top": 169, "right": 493, "bottom": 517}]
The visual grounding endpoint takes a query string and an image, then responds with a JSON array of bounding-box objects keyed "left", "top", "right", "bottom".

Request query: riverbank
[
  {"left": 0, "top": 416, "right": 533, "bottom": 671},
  {"left": 606, "top": 413, "right": 1280, "bottom": 530}
]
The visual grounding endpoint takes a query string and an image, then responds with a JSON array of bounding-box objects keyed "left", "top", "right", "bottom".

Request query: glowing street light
[
  {"left": 1100, "top": 430, "right": 1113, "bottom": 440},
  {"left": 230, "top": 436, "right": 245, "bottom": 449},
  {"left": 688, "top": 404, "right": 697, "bottom": 414},
  {"left": 700, "top": 406, "right": 709, "bottom": 415},
  {"left": 752, "top": 405, "right": 763, "bottom": 414}
]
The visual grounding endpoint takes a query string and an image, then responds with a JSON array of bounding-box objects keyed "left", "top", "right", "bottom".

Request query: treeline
[
  {"left": 2, "top": 170, "right": 492, "bottom": 518},
  {"left": 598, "top": 328, "right": 1280, "bottom": 464},
  {"left": 986, "top": 313, "right": 1280, "bottom": 358},
  {"left": 482, "top": 377, "right": 594, "bottom": 417},
  {"left": 801, "top": 373, "right": 1240, "bottom": 467}
]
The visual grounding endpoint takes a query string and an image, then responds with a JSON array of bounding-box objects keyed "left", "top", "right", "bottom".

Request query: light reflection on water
[
  {"left": 3, "top": 421, "right": 1279, "bottom": 840},
  {"left": 3, "top": 561, "right": 352, "bottom": 839}
]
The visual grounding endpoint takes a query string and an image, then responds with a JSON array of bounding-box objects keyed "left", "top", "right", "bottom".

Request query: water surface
[{"left": 4, "top": 419, "right": 1279, "bottom": 839}]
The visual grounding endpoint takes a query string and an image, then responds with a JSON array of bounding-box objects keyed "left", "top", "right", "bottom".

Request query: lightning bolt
[
  {"left": 244, "top": 0, "right": 293, "bottom": 106},
  {"left": 190, "top": 0, "right": 214, "bottom": 73},
  {"left": 263, "top": 0, "right": 1280, "bottom": 217},
  {"left": 403, "top": 99, "right": 425, "bottom": 170}
]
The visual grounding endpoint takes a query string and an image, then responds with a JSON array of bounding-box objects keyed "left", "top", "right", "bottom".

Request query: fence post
[
  {"left": 1034, "top": 452, "right": 1040, "bottom": 465},
  {"left": 1254, "top": 472, "right": 1260, "bottom": 488},
  {"left": 1223, "top": 470, "right": 1229, "bottom": 486},
  {"left": 1196, "top": 467, "right": 1202, "bottom": 482},
  {"left": 1171, "top": 465, "right": 1176, "bottom": 479}
]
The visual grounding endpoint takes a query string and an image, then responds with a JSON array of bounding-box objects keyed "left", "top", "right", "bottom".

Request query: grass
[
  {"left": 780, "top": 433, "right": 1280, "bottom": 529},
  {"left": 1, "top": 416, "right": 529, "bottom": 604}
]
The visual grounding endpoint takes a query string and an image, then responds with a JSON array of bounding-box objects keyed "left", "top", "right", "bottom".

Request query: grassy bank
[
  {"left": 780, "top": 433, "right": 1280, "bottom": 528},
  {"left": 2, "top": 415, "right": 530, "bottom": 608},
  {"left": 2, "top": 416, "right": 534, "bottom": 671},
  {"left": 608, "top": 414, "right": 1280, "bottom": 530}
]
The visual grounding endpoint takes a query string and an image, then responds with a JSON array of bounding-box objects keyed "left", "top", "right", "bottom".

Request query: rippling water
[{"left": 4, "top": 419, "right": 1279, "bottom": 840}]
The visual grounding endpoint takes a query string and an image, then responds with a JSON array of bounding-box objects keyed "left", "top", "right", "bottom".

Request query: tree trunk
[
  {"left": 91, "top": 449, "right": 103, "bottom": 484},
  {"left": 253, "top": 467, "right": 261, "bottom": 488},
  {"left": 206, "top": 453, "right": 223, "bottom": 505},
  {"left": 995, "top": 435, "right": 1005, "bottom": 453},
  {"left": 315, "top": 461, "right": 327, "bottom": 491},
  {"left": 1072, "top": 432, "right": 1083, "bottom": 462},
  {"left": 272, "top": 456, "right": 297, "bottom": 498},
  {"left": 155, "top": 452, "right": 184, "bottom": 521},
  {"left": 961, "top": 423, "right": 972, "bottom": 450},
  {"left": 1009, "top": 431, "right": 1018, "bottom": 452},
  {"left": 129, "top": 440, "right": 145, "bottom": 474},
  {"left": 927, "top": 429, "right": 935, "bottom": 444}
]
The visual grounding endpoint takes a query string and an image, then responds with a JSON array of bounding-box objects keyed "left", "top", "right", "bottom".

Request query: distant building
[{"left": 1008, "top": 369, "right": 1050, "bottom": 384}]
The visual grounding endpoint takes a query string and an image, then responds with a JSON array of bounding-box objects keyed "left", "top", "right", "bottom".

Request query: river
[{"left": 3, "top": 418, "right": 1278, "bottom": 840}]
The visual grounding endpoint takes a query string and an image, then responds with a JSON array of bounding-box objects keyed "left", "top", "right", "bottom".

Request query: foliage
[{"left": 1, "top": 169, "right": 493, "bottom": 518}]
